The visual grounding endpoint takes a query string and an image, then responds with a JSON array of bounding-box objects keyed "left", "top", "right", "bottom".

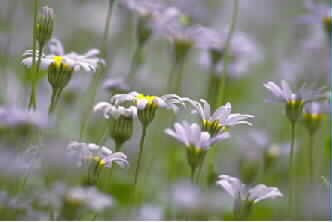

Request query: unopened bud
[{"left": 36, "top": 6, "right": 54, "bottom": 48}]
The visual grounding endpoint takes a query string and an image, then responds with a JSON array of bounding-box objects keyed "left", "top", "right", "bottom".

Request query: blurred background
[{"left": 0, "top": 0, "right": 330, "bottom": 220}]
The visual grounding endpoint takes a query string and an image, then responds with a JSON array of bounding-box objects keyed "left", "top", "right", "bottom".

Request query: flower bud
[
  {"left": 36, "top": 6, "right": 54, "bottom": 48},
  {"left": 264, "top": 144, "right": 281, "bottom": 170}
]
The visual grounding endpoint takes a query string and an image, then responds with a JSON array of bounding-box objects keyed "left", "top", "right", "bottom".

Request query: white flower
[
  {"left": 94, "top": 102, "right": 137, "bottom": 120},
  {"left": 66, "top": 187, "right": 113, "bottom": 212},
  {"left": 66, "top": 142, "right": 129, "bottom": 168},
  {"left": 185, "top": 98, "right": 254, "bottom": 136},
  {"left": 165, "top": 121, "right": 230, "bottom": 151},
  {"left": 110, "top": 91, "right": 184, "bottom": 112},
  {"left": 22, "top": 38, "right": 104, "bottom": 72},
  {"left": 216, "top": 175, "right": 283, "bottom": 204}
]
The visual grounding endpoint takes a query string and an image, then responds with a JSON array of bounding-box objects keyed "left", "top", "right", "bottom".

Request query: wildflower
[
  {"left": 300, "top": 0, "right": 331, "bottom": 38},
  {"left": 65, "top": 186, "right": 113, "bottom": 212},
  {"left": 111, "top": 91, "right": 184, "bottom": 126},
  {"left": 22, "top": 38, "right": 104, "bottom": 113},
  {"left": 264, "top": 80, "right": 326, "bottom": 123},
  {"left": 165, "top": 121, "right": 230, "bottom": 178},
  {"left": 303, "top": 102, "right": 330, "bottom": 135},
  {"left": 185, "top": 99, "right": 254, "bottom": 136},
  {"left": 66, "top": 142, "right": 129, "bottom": 169},
  {"left": 103, "top": 77, "right": 130, "bottom": 94},
  {"left": 217, "top": 175, "right": 282, "bottom": 219},
  {"left": 94, "top": 102, "right": 137, "bottom": 150},
  {"left": 35, "top": 6, "right": 54, "bottom": 48},
  {"left": 198, "top": 29, "right": 262, "bottom": 79}
]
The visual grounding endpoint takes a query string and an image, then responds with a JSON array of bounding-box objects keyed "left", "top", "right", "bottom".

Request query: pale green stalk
[
  {"left": 79, "top": 0, "right": 115, "bottom": 140},
  {"left": 288, "top": 122, "right": 296, "bottom": 219},
  {"left": 28, "top": 0, "right": 40, "bottom": 110},
  {"left": 134, "top": 126, "right": 147, "bottom": 187},
  {"left": 216, "top": 0, "right": 239, "bottom": 107}
]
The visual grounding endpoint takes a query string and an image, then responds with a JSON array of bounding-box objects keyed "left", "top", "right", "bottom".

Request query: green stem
[
  {"left": 115, "top": 141, "right": 123, "bottom": 152},
  {"left": 207, "top": 65, "right": 219, "bottom": 110},
  {"left": 308, "top": 133, "right": 314, "bottom": 186},
  {"left": 215, "top": 0, "right": 239, "bottom": 107},
  {"left": 48, "top": 88, "right": 63, "bottom": 114},
  {"left": 79, "top": 0, "right": 114, "bottom": 140},
  {"left": 134, "top": 126, "right": 147, "bottom": 187},
  {"left": 102, "top": 0, "right": 115, "bottom": 59},
  {"left": 167, "top": 59, "right": 185, "bottom": 94},
  {"left": 29, "top": 0, "right": 39, "bottom": 110},
  {"left": 288, "top": 122, "right": 296, "bottom": 219},
  {"left": 127, "top": 45, "right": 143, "bottom": 84}
]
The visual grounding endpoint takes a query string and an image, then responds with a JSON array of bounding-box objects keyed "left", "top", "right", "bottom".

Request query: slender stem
[
  {"left": 288, "top": 122, "right": 296, "bottom": 219},
  {"left": 308, "top": 133, "right": 314, "bottom": 186},
  {"left": 78, "top": 0, "right": 114, "bottom": 140},
  {"left": 127, "top": 45, "right": 143, "bottom": 84},
  {"left": 102, "top": 0, "right": 115, "bottom": 59},
  {"left": 29, "top": 0, "right": 39, "bottom": 110},
  {"left": 48, "top": 88, "right": 63, "bottom": 114},
  {"left": 207, "top": 65, "right": 219, "bottom": 110},
  {"left": 215, "top": 0, "right": 239, "bottom": 107},
  {"left": 167, "top": 59, "right": 185, "bottom": 94},
  {"left": 190, "top": 167, "right": 196, "bottom": 184},
  {"left": 173, "top": 60, "right": 185, "bottom": 95},
  {"left": 115, "top": 141, "right": 123, "bottom": 152},
  {"left": 134, "top": 126, "right": 147, "bottom": 187}
]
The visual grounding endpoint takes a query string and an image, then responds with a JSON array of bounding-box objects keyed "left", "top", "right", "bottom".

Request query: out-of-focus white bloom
[
  {"left": 264, "top": 80, "right": 327, "bottom": 122},
  {"left": 303, "top": 101, "right": 330, "bottom": 134},
  {"left": 185, "top": 98, "right": 254, "bottom": 136},
  {"left": 103, "top": 77, "right": 130, "bottom": 93},
  {"left": 216, "top": 175, "right": 283, "bottom": 204},
  {"left": 22, "top": 38, "right": 104, "bottom": 72},
  {"left": 66, "top": 142, "right": 128, "bottom": 168},
  {"left": 94, "top": 102, "right": 137, "bottom": 120},
  {"left": 198, "top": 30, "right": 262, "bottom": 78},
  {"left": 66, "top": 186, "right": 113, "bottom": 212},
  {"left": 264, "top": 80, "right": 326, "bottom": 104},
  {"left": 137, "top": 204, "right": 164, "bottom": 220},
  {"left": 0, "top": 106, "right": 49, "bottom": 129}
]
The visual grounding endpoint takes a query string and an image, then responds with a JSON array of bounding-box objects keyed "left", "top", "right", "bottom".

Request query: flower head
[
  {"left": 94, "top": 102, "right": 137, "bottom": 149},
  {"left": 66, "top": 142, "right": 129, "bottom": 168},
  {"left": 185, "top": 99, "right": 254, "bottom": 136},
  {"left": 303, "top": 102, "right": 330, "bottom": 134},
  {"left": 22, "top": 38, "right": 104, "bottom": 73},
  {"left": 264, "top": 80, "right": 327, "bottom": 123},
  {"left": 111, "top": 92, "right": 184, "bottom": 126},
  {"left": 165, "top": 121, "right": 229, "bottom": 173},
  {"left": 217, "top": 175, "right": 283, "bottom": 203},
  {"left": 300, "top": 0, "right": 331, "bottom": 37}
]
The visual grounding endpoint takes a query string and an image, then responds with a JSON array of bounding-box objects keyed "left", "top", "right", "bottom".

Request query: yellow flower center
[
  {"left": 87, "top": 156, "right": 106, "bottom": 167},
  {"left": 303, "top": 112, "right": 324, "bottom": 120},
  {"left": 323, "top": 15, "right": 331, "bottom": 26},
  {"left": 52, "top": 56, "right": 71, "bottom": 70},
  {"left": 136, "top": 94, "right": 157, "bottom": 105}
]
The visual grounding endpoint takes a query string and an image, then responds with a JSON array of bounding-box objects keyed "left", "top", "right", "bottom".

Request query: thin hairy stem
[
  {"left": 79, "top": 0, "right": 114, "bottom": 140},
  {"left": 29, "top": 0, "right": 40, "bottom": 110},
  {"left": 308, "top": 133, "right": 314, "bottom": 186},
  {"left": 134, "top": 126, "right": 147, "bottom": 187},
  {"left": 127, "top": 45, "right": 143, "bottom": 84},
  {"left": 288, "top": 122, "right": 296, "bottom": 219},
  {"left": 216, "top": 0, "right": 239, "bottom": 107}
]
